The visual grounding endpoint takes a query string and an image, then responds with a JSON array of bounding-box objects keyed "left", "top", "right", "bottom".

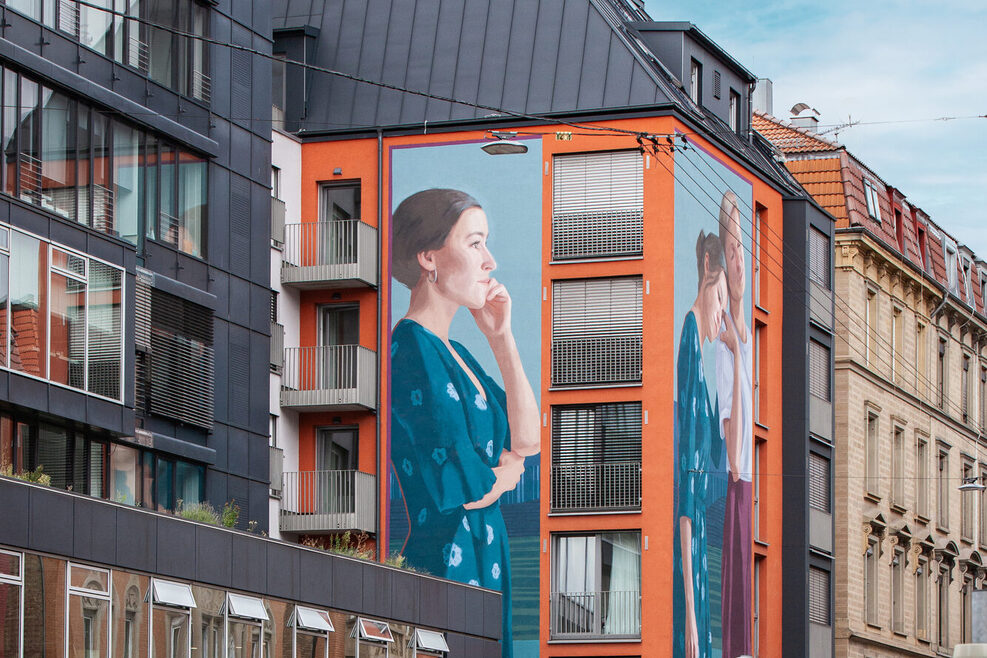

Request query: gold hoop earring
[{"left": 427, "top": 267, "right": 438, "bottom": 284}]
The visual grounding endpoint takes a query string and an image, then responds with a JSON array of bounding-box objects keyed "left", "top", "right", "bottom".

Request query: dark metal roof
[{"left": 273, "top": 0, "right": 681, "bottom": 132}]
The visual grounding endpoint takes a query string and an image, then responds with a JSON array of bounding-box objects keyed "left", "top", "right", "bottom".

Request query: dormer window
[
  {"left": 863, "top": 180, "right": 883, "bottom": 222},
  {"left": 729, "top": 89, "right": 741, "bottom": 132},
  {"left": 690, "top": 58, "right": 702, "bottom": 104},
  {"left": 962, "top": 257, "right": 973, "bottom": 306},
  {"left": 943, "top": 239, "right": 959, "bottom": 296}
]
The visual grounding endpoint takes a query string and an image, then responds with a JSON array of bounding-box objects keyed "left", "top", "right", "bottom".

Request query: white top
[{"left": 715, "top": 312, "right": 753, "bottom": 481}]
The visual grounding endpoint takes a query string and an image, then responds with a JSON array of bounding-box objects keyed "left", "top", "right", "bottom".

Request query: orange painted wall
[{"left": 295, "top": 119, "right": 787, "bottom": 657}]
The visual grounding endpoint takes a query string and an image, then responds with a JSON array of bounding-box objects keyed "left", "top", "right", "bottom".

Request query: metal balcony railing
[
  {"left": 127, "top": 34, "right": 150, "bottom": 73},
  {"left": 281, "top": 345, "right": 377, "bottom": 411},
  {"left": 271, "top": 197, "right": 286, "bottom": 248},
  {"left": 270, "top": 322, "right": 284, "bottom": 374},
  {"left": 551, "top": 336, "right": 642, "bottom": 386},
  {"left": 191, "top": 69, "right": 211, "bottom": 104},
  {"left": 549, "top": 590, "right": 641, "bottom": 640},
  {"left": 269, "top": 446, "right": 283, "bottom": 497},
  {"left": 19, "top": 153, "right": 42, "bottom": 205},
  {"left": 280, "top": 470, "right": 376, "bottom": 534},
  {"left": 281, "top": 220, "right": 378, "bottom": 288},
  {"left": 57, "top": 0, "right": 80, "bottom": 38},
  {"left": 550, "top": 461, "right": 641, "bottom": 513}
]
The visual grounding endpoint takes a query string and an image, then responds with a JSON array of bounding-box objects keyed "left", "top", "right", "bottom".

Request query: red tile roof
[{"left": 752, "top": 113, "right": 841, "bottom": 153}]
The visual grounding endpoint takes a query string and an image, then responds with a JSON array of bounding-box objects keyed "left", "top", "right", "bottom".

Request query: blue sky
[{"left": 645, "top": 0, "right": 987, "bottom": 258}]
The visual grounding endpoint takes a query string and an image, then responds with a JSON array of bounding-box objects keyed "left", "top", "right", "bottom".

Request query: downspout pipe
[{"left": 376, "top": 127, "right": 383, "bottom": 557}]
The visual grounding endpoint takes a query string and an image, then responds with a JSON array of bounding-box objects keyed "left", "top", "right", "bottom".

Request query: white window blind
[
  {"left": 808, "top": 340, "right": 830, "bottom": 401},
  {"left": 808, "top": 566, "right": 830, "bottom": 625},
  {"left": 808, "top": 226, "right": 830, "bottom": 288},
  {"left": 552, "top": 277, "right": 642, "bottom": 386},
  {"left": 552, "top": 151, "right": 643, "bottom": 261},
  {"left": 808, "top": 452, "right": 830, "bottom": 513}
]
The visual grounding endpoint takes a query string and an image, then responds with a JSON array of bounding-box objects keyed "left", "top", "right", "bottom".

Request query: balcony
[
  {"left": 281, "top": 345, "right": 377, "bottom": 411},
  {"left": 282, "top": 220, "right": 377, "bottom": 289},
  {"left": 549, "top": 589, "right": 641, "bottom": 640},
  {"left": 550, "top": 461, "right": 641, "bottom": 513},
  {"left": 280, "top": 470, "right": 376, "bottom": 535},
  {"left": 269, "top": 446, "right": 284, "bottom": 497}
]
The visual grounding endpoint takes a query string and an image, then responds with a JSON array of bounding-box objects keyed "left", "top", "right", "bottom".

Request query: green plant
[
  {"left": 1, "top": 464, "right": 52, "bottom": 486},
  {"left": 221, "top": 500, "right": 240, "bottom": 528},
  {"left": 177, "top": 500, "right": 220, "bottom": 525}
]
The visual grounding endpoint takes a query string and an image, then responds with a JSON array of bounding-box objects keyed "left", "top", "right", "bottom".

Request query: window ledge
[
  {"left": 754, "top": 539, "right": 770, "bottom": 549},
  {"left": 890, "top": 503, "right": 907, "bottom": 515},
  {"left": 864, "top": 492, "right": 882, "bottom": 504},
  {"left": 755, "top": 421, "right": 771, "bottom": 432},
  {"left": 548, "top": 383, "right": 642, "bottom": 391},
  {"left": 549, "top": 255, "right": 644, "bottom": 265},
  {"left": 754, "top": 304, "right": 770, "bottom": 316},
  {"left": 915, "top": 514, "right": 930, "bottom": 525}
]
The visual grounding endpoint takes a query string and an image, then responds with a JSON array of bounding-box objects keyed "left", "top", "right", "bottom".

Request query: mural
[
  {"left": 672, "top": 142, "right": 754, "bottom": 658},
  {"left": 387, "top": 139, "right": 543, "bottom": 658}
]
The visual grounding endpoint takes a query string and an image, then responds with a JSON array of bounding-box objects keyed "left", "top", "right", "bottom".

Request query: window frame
[
  {"left": 891, "top": 546, "right": 905, "bottom": 633},
  {"left": 0, "top": 548, "right": 23, "bottom": 656},
  {"left": 938, "top": 443, "right": 951, "bottom": 531},
  {"left": 863, "top": 179, "right": 883, "bottom": 222},
  {"left": 916, "top": 433, "right": 930, "bottom": 520},
  {"left": 689, "top": 58, "right": 702, "bottom": 104},
  {"left": 865, "top": 411, "right": 880, "bottom": 498},
  {"left": 865, "top": 535, "right": 880, "bottom": 626},
  {"left": 891, "top": 425, "right": 905, "bottom": 508},
  {"left": 65, "top": 563, "right": 112, "bottom": 658}
]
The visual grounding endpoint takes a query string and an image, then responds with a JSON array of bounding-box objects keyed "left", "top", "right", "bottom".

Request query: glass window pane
[
  {"left": 226, "top": 620, "right": 260, "bottom": 658},
  {"left": 40, "top": 88, "right": 77, "bottom": 220},
  {"left": 109, "top": 443, "right": 138, "bottom": 505},
  {"left": 173, "top": 0, "right": 189, "bottom": 95},
  {"left": 156, "top": 457, "right": 173, "bottom": 512},
  {"left": 18, "top": 77, "right": 40, "bottom": 206},
  {"left": 175, "top": 461, "right": 203, "bottom": 506},
  {"left": 177, "top": 151, "right": 205, "bottom": 257},
  {"left": 0, "top": 581, "right": 20, "bottom": 656},
  {"left": 69, "top": 594, "right": 109, "bottom": 658},
  {"left": 142, "top": 134, "right": 158, "bottom": 240},
  {"left": 6, "top": 0, "right": 41, "bottom": 22},
  {"left": 112, "top": 572, "right": 147, "bottom": 658},
  {"left": 191, "top": 584, "right": 224, "bottom": 658},
  {"left": 0, "top": 253, "right": 8, "bottom": 368},
  {"left": 49, "top": 270, "right": 86, "bottom": 389},
  {"left": 142, "top": 451, "right": 155, "bottom": 509},
  {"left": 77, "top": 105, "right": 91, "bottom": 227},
  {"left": 92, "top": 113, "right": 111, "bottom": 234},
  {"left": 159, "top": 145, "right": 176, "bottom": 244},
  {"left": 37, "top": 423, "right": 70, "bottom": 490},
  {"left": 112, "top": 0, "right": 127, "bottom": 63},
  {"left": 10, "top": 231, "right": 48, "bottom": 377},
  {"left": 16, "top": 422, "right": 33, "bottom": 474},
  {"left": 152, "top": 607, "right": 189, "bottom": 658},
  {"left": 23, "top": 555, "right": 64, "bottom": 655},
  {"left": 0, "top": 416, "right": 12, "bottom": 474},
  {"left": 113, "top": 123, "right": 139, "bottom": 244},
  {"left": 147, "top": 2, "right": 175, "bottom": 89},
  {"left": 0, "top": 550, "right": 19, "bottom": 579},
  {"left": 296, "top": 633, "right": 326, "bottom": 657},
  {"left": 88, "top": 262, "right": 123, "bottom": 399},
  {"left": 80, "top": 0, "right": 113, "bottom": 56},
  {"left": 88, "top": 440, "right": 106, "bottom": 498},
  {"left": 70, "top": 565, "right": 108, "bottom": 592},
  {"left": 3, "top": 69, "right": 18, "bottom": 197}
]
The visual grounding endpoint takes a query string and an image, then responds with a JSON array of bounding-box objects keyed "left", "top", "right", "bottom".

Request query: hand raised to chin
[{"left": 470, "top": 278, "right": 512, "bottom": 339}]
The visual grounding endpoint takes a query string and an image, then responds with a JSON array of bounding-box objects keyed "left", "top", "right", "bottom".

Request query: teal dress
[
  {"left": 672, "top": 311, "right": 721, "bottom": 658},
  {"left": 390, "top": 319, "right": 513, "bottom": 657}
]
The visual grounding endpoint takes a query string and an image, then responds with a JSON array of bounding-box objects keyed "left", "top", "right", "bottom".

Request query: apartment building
[
  {"left": 757, "top": 109, "right": 987, "bottom": 657},
  {"left": 270, "top": 2, "right": 835, "bottom": 656},
  {"left": 0, "top": 0, "right": 490, "bottom": 655}
]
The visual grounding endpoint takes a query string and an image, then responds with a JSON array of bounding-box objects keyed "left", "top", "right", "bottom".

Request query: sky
[{"left": 645, "top": 0, "right": 987, "bottom": 257}]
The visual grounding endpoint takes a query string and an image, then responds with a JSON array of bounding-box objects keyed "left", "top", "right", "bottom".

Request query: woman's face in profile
[{"left": 428, "top": 207, "right": 497, "bottom": 309}]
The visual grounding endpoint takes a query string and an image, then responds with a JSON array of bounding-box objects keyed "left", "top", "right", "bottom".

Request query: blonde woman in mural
[
  {"left": 389, "top": 189, "right": 540, "bottom": 658},
  {"left": 674, "top": 231, "right": 728, "bottom": 658},
  {"left": 715, "top": 190, "right": 753, "bottom": 657}
]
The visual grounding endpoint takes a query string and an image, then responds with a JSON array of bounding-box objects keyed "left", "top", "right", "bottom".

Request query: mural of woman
[
  {"left": 674, "top": 231, "right": 728, "bottom": 658},
  {"left": 389, "top": 189, "right": 540, "bottom": 657},
  {"left": 715, "top": 191, "right": 753, "bottom": 658}
]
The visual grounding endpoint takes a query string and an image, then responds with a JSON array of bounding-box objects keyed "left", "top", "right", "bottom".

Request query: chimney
[
  {"left": 789, "top": 102, "right": 820, "bottom": 133},
  {"left": 753, "top": 78, "right": 773, "bottom": 115}
]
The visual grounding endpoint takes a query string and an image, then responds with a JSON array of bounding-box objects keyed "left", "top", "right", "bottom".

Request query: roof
[
  {"left": 752, "top": 113, "right": 840, "bottom": 154},
  {"left": 627, "top": 21, "right": 756, "bottom": 83}
]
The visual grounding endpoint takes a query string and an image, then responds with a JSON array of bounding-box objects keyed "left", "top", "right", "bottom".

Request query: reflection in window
[
  {"left": 23, "top": 554, "right": 65, "bottom": 655},
  {"left": 9, "top": 231, "right": 46, "bottom": 378},
  {"left": 0, "top": 549, "right": 22, "bottom": 657},
  {"left": 87, "top": 261, "right": 123, "bottom": 399},
  {"left": 40, "top": 88, "right": 77, "bottom": 221},
  {"left": 67, "top": 564, "right": 111, "bottom": 657},
  {"left": 49, "top": 252, "right": 87, "bottom": 389}
]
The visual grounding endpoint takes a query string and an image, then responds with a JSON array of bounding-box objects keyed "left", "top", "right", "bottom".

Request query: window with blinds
[
  {"left": 550, "top": 403, "right": 642, "bottom": 512},
  {"left": 808, "top": 566, "right": 830, "bottom": 625},
  {"left": 808, "top": 340, "right": 830, "bottom": 401},
  {"left": 552, "top": 277, "right": 642, "bottom": 386},
  {"left": 552, "top": 151, "right": 643, "bottom": 261},
  {"left": 808, "top": 226, "right": 830, "bottom": 289},
  {"left": 135, "top": 282, "right": 215, "bottom": 429},
  {"left": 808, "top": 452, "right": 830, "bottom": 513}
]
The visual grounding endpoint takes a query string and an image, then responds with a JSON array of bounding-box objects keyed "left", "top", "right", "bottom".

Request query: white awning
[
  {"left": 414, "top": 628, "right": 449, "bottom": 652},
  {"left": 353, "top": 618, "right": 393, "bottom": 642},
  {"left": 227, "top": 593, "right": 269, "bottom": 621},
  {"left": 150, "top": 580, "right": 196, "bottom": 608},
  {"left": 295, "top": 606, "right": 334, "bottom": 632}
]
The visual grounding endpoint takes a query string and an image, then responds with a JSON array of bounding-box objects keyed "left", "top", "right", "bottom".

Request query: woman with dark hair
[
  {"left": 673, "top": 231, "right": 728, "bottom": 658},
  {"left": 389, "top": 189, "right": 540, "bottom": 657}
]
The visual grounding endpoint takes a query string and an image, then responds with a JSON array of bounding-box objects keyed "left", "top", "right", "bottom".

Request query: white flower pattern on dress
[
  {"left": 474, "top": 394, "right": 487, "bottom": 410},
  {"left": 486, "top": 524, "right": 494, "bottom": 545},
  {"left": 491, "top": 563, "right": 500, "bottom": 580},
  {"left": 443, "top": 542, "right": 462, "bottom": 568},
  {"left": 446, "top": 382, "right": 459, "bottom": 401},
  {"left": 462, "top": 516, "right": 471, "bottom": 532},
  {"left": 485, "top": 440, "right": 494, "bottom": 458}
]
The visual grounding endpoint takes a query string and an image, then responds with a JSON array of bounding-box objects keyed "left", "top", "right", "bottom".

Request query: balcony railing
[
  {"left": 281, "top": 345, "right": 377, "bottom": 411},
  {"left": 281, "top": 220, "right": 378, "bottom": 289},
  {"left": 270, "top": 322, "right": 284, "bottom": 374},
  {"left": 269, "top": 446, "right": 284, "bottom": 496},
  {"left": 549, "top": 590, "right": 641, "bottom": 640},
  {"left": 280, "top": 470, "right": 376, "bottom": 534},
  {"left": 550, "top": 461, "right": 641, "bottom": 513},
  {"left": 551, "top": 336, "right": 642, "bottom": 386},
  {"left": 271, "top": 198, "right": 286, "bottom": 248}
]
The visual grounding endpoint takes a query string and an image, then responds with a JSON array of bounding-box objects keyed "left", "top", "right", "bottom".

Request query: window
[
  {"left": 712, "top": 70, "right": 721, "bottom": 99},
  {"left": 962, "top": 577, "right": 973, "bottom": 643},
  {"left": 891, "top": 547, "right": 905, "bottom": 633},
  {"left": 753, "top": 205, "right": 763, "bottom": 305},
  {"left": 892, "top": 308, "right": 903, "bottom": 383},
  {"left": 551, "top": 532, "right": 641, "bottom": 639},
  {"left": 550, "top": 403, "right": 642, "bottom": 512},
  {"left": 981, "top": 366, "right": 987, "bottom": 432},
  {"left": 225, "top": 593, "right": 268, "bottom": 658},
  {"left": 865, "top": 536, "right": 879, "bottom": 626},
  {"left": 753, "top": 323, "right": 763, "bottom": 422},
  {"left": 938, "top": 337, "right": 948, "bottom": 410},
  {"left": 944, "top": 240, "right": 960, "bottom": 296},
  {"left": 980, "top": 465, "right": 987, "bottom": 547},
  {"left": 552, "top": 150, "right": 643, "bottom": 261},
  {"left": 962, "top": 257, "right": 974, "bottom": 306},
  {"left": 150, "top": 579, "right": 195, "bottom": 658},
  {"left": 754, "top": 439, "right": 764, "bottom": 539},
  {"left": 551, "top": 277, "right": 642, "bottom": 386},
  {"left": 916, "top": 435, "right": 929, "bottom": 518},
  {"left": 916, "top": 556, "right": 929, "bottom": 640},
  {"left": 290, "top": 606, "right": 334, "bottom": 658},
  {"left": 938, "top": 446, "right": 950, "bottom": 530},
  {"left": 0, "top": 549, "right": 22, "bottom": 656},
  {"left": 808, "top": 340, "right": 830, "bottom": 401},
  {"left": 808, "top": 566, "right": 830, "bottom": 626},
  {"left": 866, "top": 412, "right": 880, "bottom": 496},
  {"left": 863, "top": 179, "right": 883, "bottom": 222},
  {"left": 808, "top": 226, "right": 830, "bottom": 289},
  {"left": 891, "top": 426, "right": 904, "bottom": 507},
  {"left": 894, "top": 208, "right": 904, "bottom": 248},
  {"left": 0, "top": 65, "right": 208, "bottom": 255},
  {"left": 689, "top": 58, "right": 702, "bottom": 104},
  {"left": 962, "top": 458, "right": 975, "bottom": 541},
  {"left": 963, "top": 354, "right": 972, "bottom": 422},
  {"left": 272, "top": 56, "right": 286, "bottom": 130},
  {"left": 916, "top": 322, "right": 927, "bottom": 397},
  {"left": 808, "top": 451, "right": 830, "bottom": 514},
  {"left": 938, "top": 564, "right": 950, "bottom": 648},
  {"left": 411, "top": 628, "right": 449, "bottom": 657},
  {"left": 67, "top": 564, "right": 111, "bottom": 658},
  {"left": 866, "top": 289, "right": 879, "bottom": 368},
  {"left": 753, "top": 557, "right": 761, "bottom": 656},
  {"left": 729, "top": 89, "right": 740, "bottom": 132}
]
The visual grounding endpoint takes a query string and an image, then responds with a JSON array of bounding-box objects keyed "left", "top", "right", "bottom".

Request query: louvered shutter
[
  {"left": 808, "top": 567, "right": 830, "bottom": 625},
  {"left": 552, "top": 151, "right": 643, "bottom": 261},
  {"left": 552, "top": 277, "right": 642, "bottom": 386},
  {"left": 808, "top": 226, "right": 830, "bottom": 288},
  {"left": 808, "top": 452, "right": 830, "bottom": 513},
  {"left": 808, "top": 340, "right": 830, "bottom": 400}
]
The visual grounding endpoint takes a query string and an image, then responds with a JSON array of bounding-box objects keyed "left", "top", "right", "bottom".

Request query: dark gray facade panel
[
  {"left": 526, "top": 0, "right": 565, "bottom": 114},
  {"left": 465, "top": 587, "right": 488, "bottom": 637},
  {"left": 448, "top": 1, "right": 488, "bottom": 121},
  {"left": 248, "top": 331, "right": 271, "bottom": 432},
  {"left": 226, "top": 428, "right": 250, "bottom": 481},
  {"left": 73, "top": 496, "right": 117, "bottom": 563},
  {"left": 576, "top": 12, "right": 612, "bottom": 109},
  {"left": 500, "top": 1, "right": 539, "bottom": 114},
  {"left": 7, "top": 377, "right": 47, "bottom": 415},
  {"left": 0, "top": 479, "right": 29, "bottom": 546},
  {"left": 247, "top": 481, "right": 269, "bottom": 533},
  {"left": 250, "top": 283, "right": 272, "bottom": 335},
  {"left": 363, "top": 562, "right": 393, "bottom": 619},
  {"left": 48, "top": 387, "right": 88, "bottom": 425},
  {"left": 419, "top": 576, "right": 449, "bottom": 628},
  {"left": 212, "top": 321, "right": 231, "bottom": 424},
  {"left": 196, "top": 524, "right": 234, "bottom": 587},
  {"left": 208, "top": 424, "right": 229, "bottom": 472},
  {"left": 265, "top": 541, "right": 300, "bottom": 599},
  {"left": 474, "top": 1, "right": 513, "bottom": 111},
  {"left": 229, "top": 277, "right": 253, "bottom": 329},
  {"left": 332, "top": 556, "right": 364, "bottom": 607},
  {"left": 552, "top": 0, "right": 591, "bottom": 112},
  {"left": 115, "top": 503, "right": 157, "bottom": 571},
  {"left": 247, "top": 412, "right": 270, "bottom": 483},
  {"left": 156, "top": 516, "right": 198, "bottom": 578},
  {"left": 299, "top": 547, "right": 333, "bottom": 601}
]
